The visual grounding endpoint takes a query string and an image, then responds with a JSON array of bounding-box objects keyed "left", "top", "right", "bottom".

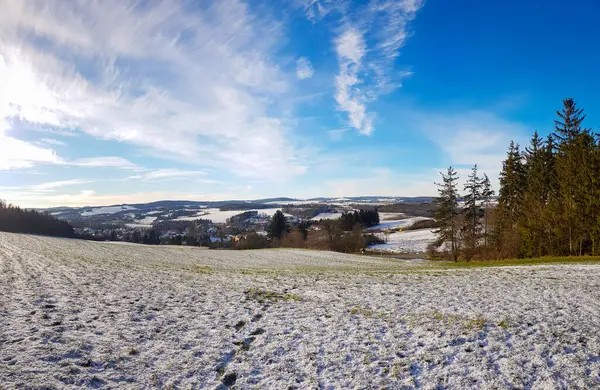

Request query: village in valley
[{"left": 47, "top": 197, "right": 437, "bottom": 254}]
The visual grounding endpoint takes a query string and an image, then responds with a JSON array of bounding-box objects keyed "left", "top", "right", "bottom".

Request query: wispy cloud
[
  {"left": 137, "top": 169, "right": 207, "bottom": 181},
  {"left": 39, "top": 138, "right": 65, "bottom": 146},
  {"left": 0, "top": 179, "right": 92, "bottom": 195},
  {"left": 327, "top": 128, "right": 349, "bottom": 141},
  {"left": 9, "top": 190, "right": 242, "bottom": 209},
  {"left": 0, "top": 129, "right": 60, "bottom": 170},
  {"left": 334, "top": 26, "right": 372, "bottom": 135},
  {"left": 0, "top": 0, "right": 305, "bottom": 178},
  {"left": 300, "top": 0, "right": 338, "bottom": 22},
  {"left": 67, "top": 157, "right": 139, "bottom": 170},
  {"left": 30, "top": 179, "right": 92, "bottom": 191},
  {"left": 296, "top": 57, "right": 314, "bottom": 79},
  {"left": 328, "top": 0, "right": 423, "bottom": 135},
  {"left": 409, "top": 108, "right": 530, "bottom": 189}
]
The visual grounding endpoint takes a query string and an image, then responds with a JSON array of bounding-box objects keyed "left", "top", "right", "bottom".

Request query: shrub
[
  {"left": 233, "top": 233, "right": 269, "bottom": 250},
  {"left": 364, "top": 234, "right": 385, "bottom": 246},
  {"left": 404, "top": 219, "right": 436, "bottom": 231},
  {"left": 279, "top": 229, "right": 306, "bottom": 248}
]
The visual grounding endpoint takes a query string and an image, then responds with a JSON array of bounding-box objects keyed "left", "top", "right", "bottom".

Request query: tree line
[
  {"left": 432, "top": 166, "right": 494, "bottom": 261},
  {"left": 434, "top": 98, "right": 600, "bottom": 260},
  {"left": 0, "top": 201, "right": 75, "bottom": 238},
  {"left": 234, "top": 209, "right": 382, "bottom": 252}
]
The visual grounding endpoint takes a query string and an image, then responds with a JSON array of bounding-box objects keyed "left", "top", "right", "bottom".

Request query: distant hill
[{"left": 42, "top": 196, "right": 435, "bottom": 225}]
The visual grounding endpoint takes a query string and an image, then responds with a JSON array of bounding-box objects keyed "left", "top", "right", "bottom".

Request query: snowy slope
[
  {"left": 2, "top": 232, "right": 600, "bottom": 388},
  {"left": 310, "top": 212, "right": 343, "bottom": 221},
  {"left": 368, "top": 228, "right": 436, "bottom": 253},
  {"left": 175, "top": 208, "right": 284, "bottom": 223},
  {"left": 368, "top": 216, "right": 432, "bottom": 231},
  {"left": 81, "top": 205, "right": 137, "bottom": 216}
]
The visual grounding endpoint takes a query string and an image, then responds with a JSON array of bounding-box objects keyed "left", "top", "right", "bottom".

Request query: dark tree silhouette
[{"left": 268, "top": 210, "right": 289, "bottom": 239}]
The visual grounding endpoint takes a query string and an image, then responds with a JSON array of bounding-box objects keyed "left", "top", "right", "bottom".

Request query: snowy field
[
  {"left": 125, "top": 216, "right": 157, "bottom": 229},
  {"left": 2, "top": 233, "right": 600, "bottom": 389},
  {"left": 175, "top": 208, "right": 284, "bottom": 223},
  {"left": 310, "top": 211, "right": 343, "bottom": 221},
  {"left": 368, "top": 216, "right": 432, "bottom": 231},
  {"left": 369, "top": 228, "right": 436, "bottom": 253},
  {"left": 80, "top": 206, "right": 137, "bottom": 217}
]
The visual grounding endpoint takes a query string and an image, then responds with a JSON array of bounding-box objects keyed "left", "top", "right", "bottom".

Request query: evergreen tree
[
  {"left": 484, "top": 98, "right": 600, "bottom": 259},
  {"left": 0, "top": 201, "right": 75, "bottom": 238},
  {"left": 149, "top": 230, "right": 159, "bottom": 245},
  {"left": 496, "top": 141, "right": 526, "bottom": 256},
  {"left": 521, "top": 131, "right": 547, "bottom": 257},
  {"left": 591, "top": 138, "right": 600, "bottom": 254},
  {"left": 553, "top": 98, "right": 587, "bottom": 254},
  {"left": 481, "top": 173, "right": 495, "bottom": 251},
  {"left": 433, "top": 167, "right": 461, "bottom": 261},
  {"left": 498, "top": 141, "right": 525, "bottom": 223},
  {"left": 542, "top": 134, "right": 559, "bottom": 254},
  {"left": 268, "top": 210, "right": 289, "bottom": 240},
  {"left": 553, "top": 98, "right": 585, "bottom": 143},
  {"left": 572, "top": 128, "right": 597, "bottom": 255},
  {"left": 131, "top": 230, "right": 142, "bottom": 243},
  {"left": 297, "top": 221, "right": 311, "bottom": 240},
  {"left": 462, "top": 165, "right": 484, "bottom": 261}
]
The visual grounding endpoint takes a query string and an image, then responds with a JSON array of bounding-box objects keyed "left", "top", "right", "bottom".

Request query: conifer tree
[
  {"left": 498, "top": 141, "right": 525, "bottom": 222},
  {"left": 433, "top": 167, "right": 461, "bottom": 261},
  {"left": 542, "top": 134, "right": 559, "bottom": 254},
  {"left": 496, "top": 141, "right": 526, "bottom": 256},
  {"left": 521, "top": 131, "right": 546, "bottom": 257},
  {"left": 488, "top": 98, "right": 600, "bottom": 258},
  {"left": 481, "top": 173, "right": 494, "bottom": 250},
  {"left": 268, "top": 210, "right": 289, "bottom": 240},
  {"left": 462, "top": 164, "right": 483, "bottom": 261},
  {"left": 553, "top": 99, "right": 587, "bottom": 254}
]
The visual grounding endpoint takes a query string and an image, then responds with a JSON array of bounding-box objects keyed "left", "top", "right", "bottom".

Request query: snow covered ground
[
  {"left": 175, "top": 208, "right": 284, "bottom": 223},
  {"left": 2, "top": 232, "right": 600, "bottom": 389},
  {"left": 311, "top": 211, "right": 343, "bottom": 220},
  {"left": 369, "top": 228, "right": 436, "bottom": 253},
  {"left": 81, "top": 206, "right": 137, "bottom": 216},
  {"left": 368, "top": 216, "right": 432, "bottom": 231},
  {"left": 125, "top": 216, "right": 157, "bottom": 229}
]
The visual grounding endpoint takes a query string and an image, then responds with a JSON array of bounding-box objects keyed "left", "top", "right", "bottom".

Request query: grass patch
[
  {"left": 428, "top": 311, "right": 461, "bottom": 326},
  {"left": 437, "top": 256, "right": 600, "bottom": 269},
  {"left": 215, "top": 365, "right": 226, "bottom": 377},
  {"left": 244, "top": 288, "right": 302, "bottom": 303},
  {"left": 497, "top": 320, "right": 509, "bottom": 328},
  {"left": 349, "top": 305, "right": 375, "bottom": 317},
  {"left": 189, "top": 265, "right": 213, "bottom": 274},
  {"left": 465, "top": 316, "right": 487, "bottom": 331}
]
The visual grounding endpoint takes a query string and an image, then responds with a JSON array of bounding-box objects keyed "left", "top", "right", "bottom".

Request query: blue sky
[{"left": 1, "top": 0, "right": 599, "bottom": 207}]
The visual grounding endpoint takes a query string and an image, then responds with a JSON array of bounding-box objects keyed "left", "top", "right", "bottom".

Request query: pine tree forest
[{"left": 434, "top": 98, "right": 600, "bottom": 260}]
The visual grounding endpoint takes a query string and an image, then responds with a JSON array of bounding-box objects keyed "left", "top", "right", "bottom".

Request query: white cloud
[
  {"left": 334, "top": 26, "right": 373, "bottom": 135},
  {"left": 0, "top": 129, "right": 61, "bottom": 170},
  {"left": 330, "top": 1, "right": 423, "bottom": 135},
  {"left": 9, "top": 190, "right": 241, "bottom": 209},
  {"left": 30, "top": 179, "right": 91, "bottom": 191},
  {"left": 323, "top": 167, "right": 438, "bottom": 197},
  {"left": 67, "top": 157, "right": 139, "bottom": 170},
  {"left": 296, "top": 57, "right": 314, "bottom": 79},
  {"left": 327, "top": 128, "right": 349, "bottom": 141},
  {"left": 300, "top": 0, "right": 336, "bottom": 22},
  {"left": 411, "top": 109, "right": 530, "bottom": 190},
  {"left": 139, "top": 169, "right": 207, "bottom": 180},
  {"left": 0, "top": 0, "right": 305, "bottom": 178},
  {"left": 39, "top": 138, "right": 65, "bottom": 146}
]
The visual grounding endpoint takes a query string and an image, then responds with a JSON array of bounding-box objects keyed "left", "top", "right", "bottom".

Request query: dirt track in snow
[{"left": 1, "top": 232, "right": 600, "bottom": 389}]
